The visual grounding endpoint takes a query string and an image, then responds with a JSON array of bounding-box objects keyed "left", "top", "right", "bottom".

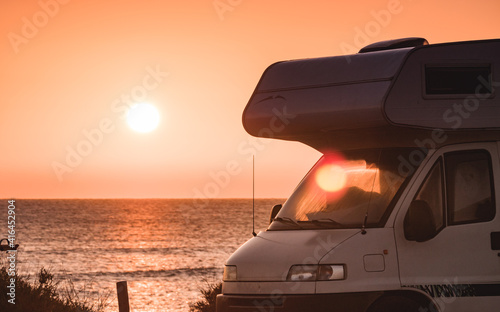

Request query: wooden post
[{"left": 116, "top": 281, "right": 130, "bottom": 312}]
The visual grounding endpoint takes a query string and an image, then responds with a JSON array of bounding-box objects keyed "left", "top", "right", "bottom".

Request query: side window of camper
[
  {"left": 445, "top": 150, "right": 496, "bottom": 225},
  {"left": 413, "top": 159, "right": 445, "bottom": 232},
  {"left": 425, "top": 65, "right": 492, "bottom": 95}
]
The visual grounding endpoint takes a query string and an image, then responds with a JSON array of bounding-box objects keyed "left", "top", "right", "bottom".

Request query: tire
[{"left": 368, "top": 295, "right": 426, "bottom": 312}]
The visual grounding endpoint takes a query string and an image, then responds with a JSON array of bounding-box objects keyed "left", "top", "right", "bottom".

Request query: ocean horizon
[{"left": 1, "top": 198, "right": 284, "bottom": 311}]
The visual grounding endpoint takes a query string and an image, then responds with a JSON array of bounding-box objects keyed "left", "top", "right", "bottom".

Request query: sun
[{"left": 126, "top": 103, "right": 160, "bottom": 133}]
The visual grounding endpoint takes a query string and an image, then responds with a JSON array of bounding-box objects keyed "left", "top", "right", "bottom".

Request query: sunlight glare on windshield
[
  {"left": 316, "top": 164, "right": 346, "bottom": 192},
  {"left": 315, "top": 159, "right": 380, "bottom": 194}
]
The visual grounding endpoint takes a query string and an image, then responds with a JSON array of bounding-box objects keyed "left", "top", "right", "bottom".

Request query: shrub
[
  {"left": 0, "top": 266, "right": 109, "bottom": 312},
  {"left": 190, "top": 281, "right": 222, "bottom": 312}
]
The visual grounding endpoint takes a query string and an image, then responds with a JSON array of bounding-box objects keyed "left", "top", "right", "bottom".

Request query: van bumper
[{"left": 216, "top": 292, "right": 383, "bottom": 312}]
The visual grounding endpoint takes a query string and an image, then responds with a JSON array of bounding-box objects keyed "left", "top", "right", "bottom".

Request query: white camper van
[{"left": 216, "top": 38, "right": 500, "bottom": 312}]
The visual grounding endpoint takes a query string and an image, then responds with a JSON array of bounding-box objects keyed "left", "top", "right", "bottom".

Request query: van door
[{"left": 395, "top": 142, "right": 500, "bottom": 312}]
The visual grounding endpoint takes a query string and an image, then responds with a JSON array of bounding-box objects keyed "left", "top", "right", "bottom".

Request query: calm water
[{"left": 2, "top": 199, "right": 281, "bottom": 311}]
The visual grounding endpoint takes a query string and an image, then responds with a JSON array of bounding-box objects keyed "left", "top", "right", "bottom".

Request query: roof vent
[{"left": 359, "top": 37, "right": 428, "bottom": 53}]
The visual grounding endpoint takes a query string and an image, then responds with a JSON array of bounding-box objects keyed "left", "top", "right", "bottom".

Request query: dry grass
[{"left": 0, "top": 266, "right": 110, "bottom": 312}]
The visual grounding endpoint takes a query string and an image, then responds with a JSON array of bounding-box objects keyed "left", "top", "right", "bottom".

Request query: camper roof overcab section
[{"left": 242, "top": 38, "right": 500, "bottom": 151}]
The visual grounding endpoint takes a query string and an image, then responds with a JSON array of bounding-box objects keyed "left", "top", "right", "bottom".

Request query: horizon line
[{"left": 1, "top": 197, "right": 287, "bottom": 200}]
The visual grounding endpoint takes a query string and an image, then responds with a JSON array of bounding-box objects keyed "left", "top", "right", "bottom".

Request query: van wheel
[{"left": 368, "top": 295, "right": 424, "bottom": 312}]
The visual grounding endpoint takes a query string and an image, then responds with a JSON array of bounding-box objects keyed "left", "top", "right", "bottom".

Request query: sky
[{"left": 1, "top": 0, "right": 499, "bottom": 199}]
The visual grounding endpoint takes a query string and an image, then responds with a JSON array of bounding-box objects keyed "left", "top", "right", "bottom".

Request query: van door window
[
  {"left": 445, "top": 150, "right": 496, "bottom": 225},
  {"left": 413, "top": 159, "right": 445, "bottom": 233}
]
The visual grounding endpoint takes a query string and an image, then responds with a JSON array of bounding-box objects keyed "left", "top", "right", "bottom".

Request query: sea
[{"left": 1, "top": 199, "right": 281, "bottom": 312}]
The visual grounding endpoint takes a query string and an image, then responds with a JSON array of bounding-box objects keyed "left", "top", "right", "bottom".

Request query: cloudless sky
[{"left": 1, "top": 0, "right": 499, "bottom": 199}]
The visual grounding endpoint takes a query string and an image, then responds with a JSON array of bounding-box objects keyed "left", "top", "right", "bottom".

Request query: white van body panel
[
  {"left": 225, "top": 229, "right": 359, "bottom": 282},
  {"left": 394, "top": 142, "right": 500, "bottom": 311},
  {"left": 316, "top": 229, "right": 400, "bottom": 294}
]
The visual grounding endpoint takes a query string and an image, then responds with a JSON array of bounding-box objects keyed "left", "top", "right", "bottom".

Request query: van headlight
[
  {"left": 287, "top": 264, "right": 345, "bottom": 281},
  {"left": 223, "top": 265, "right": 237, "bottom": 281}
]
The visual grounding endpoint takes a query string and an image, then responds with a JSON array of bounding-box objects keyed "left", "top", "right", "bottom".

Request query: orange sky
[{"left": 1, "top": 0, "right": 499, "bottom": 199}]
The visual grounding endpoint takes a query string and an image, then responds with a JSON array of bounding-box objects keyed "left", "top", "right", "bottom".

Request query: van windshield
[{"left": 269, "top": 148, "right": 424, "bottom": 230}]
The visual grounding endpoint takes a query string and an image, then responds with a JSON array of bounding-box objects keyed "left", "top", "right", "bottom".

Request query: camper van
[{"left": 216, "top": 38, "right": 500, "bottom": 312}]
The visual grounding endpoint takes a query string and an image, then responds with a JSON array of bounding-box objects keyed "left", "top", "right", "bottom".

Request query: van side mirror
[
  {"left": 404, "top": 200, "right": 438, "bottom": 242},
  {"left": 269, "top": 204, "right": 282, "bottom": 224}
]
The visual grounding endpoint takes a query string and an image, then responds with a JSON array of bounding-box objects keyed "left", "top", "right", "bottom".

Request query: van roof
[{"left": 242, "top": 38, "right": 500, "bottom": 151}]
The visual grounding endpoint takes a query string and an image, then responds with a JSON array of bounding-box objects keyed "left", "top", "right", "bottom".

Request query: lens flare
[{"left": 315, "top": 164, "right": 347, "bottom": 192}]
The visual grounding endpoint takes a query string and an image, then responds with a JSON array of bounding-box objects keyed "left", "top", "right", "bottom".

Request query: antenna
[{"left": 252, "top": 155, "right": 257, "bottom": 237}]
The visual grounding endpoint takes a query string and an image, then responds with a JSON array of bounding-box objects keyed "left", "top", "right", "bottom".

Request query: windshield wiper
[
  {"left": 298, "top": 218, "right": 344, "bottom": 228},
  {"left": 273, "top": 217, "right": 303, "bottom": 229}
]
